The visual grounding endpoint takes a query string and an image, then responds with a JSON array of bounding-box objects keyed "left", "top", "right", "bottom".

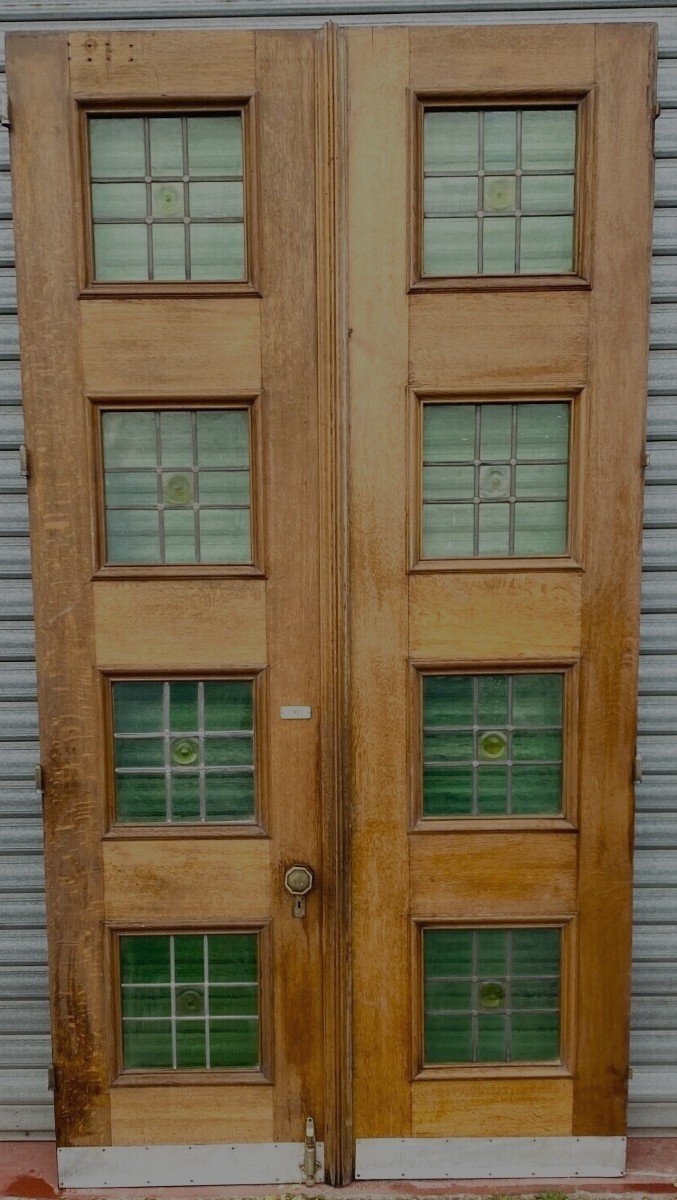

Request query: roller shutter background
[{"left": 0, "top": 0, "right": 675, "bottom": 1140}]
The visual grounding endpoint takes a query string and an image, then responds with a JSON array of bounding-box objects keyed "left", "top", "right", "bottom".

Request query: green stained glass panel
[
  {"left": 170, "top": 775, "right": 201, "bottom": 822},
  {"left": 121, "top": 935, "right": 171, "bottom": 984},
  {"left": 424, "top": 110, "right": 479, "bottom": 172},
  {"left": 187, "top": 115, "right": 243, "bottom": 176},
  {"left": 423, "top": 767, "right": 473, "bottom": 817},
  {"left": 169, "top": 682, "right": 199, "bottom": 731},
  {"left": 149, "top": 117, "right": 184, "bottom": 176},
  {"left": 208, "top": 933, "right": 257, "bottom": 984},
  {"left": 210, "top": 1019, "right": 259, "bottom": 1069},
  {"left": 190, "top": 222, "right": 246, "bottom": 282},
  {"left": 204, "top": 680, "right": 253, "bottom": 731},
  {"left": 512, "top": 674, "right": 562, "bottom": 725},
  {"left": 423, "top": 217, "right": 478, "bottom": 276},
  {"left": 116, "top": 775, "right": 167, "bottom": 824},
  {"left": 520, "top": 215, "right": 574, "bottom": 274},
  {"left": 423, "top": 674, "right": 473, "bottom": 725},
  {"left": 92, "top": 183, "right": 147, "bottom": 219},
  {"left": 114, "top": 682, "right": 163, "bottom": 733},
  {"left": 123, "top": 1021, "right": 173, "bottom": 1069},
  {"left": 205, "top": 773, "right": 255, "bottom": 822},
  {"left": 483, "top": 110, "right": 517, "bottom": 171},
  {"left": 424, "top": 175, "right": 478, "bottom": 215},
  {"left": 511, "top": 764, "right": 562, "bottom": 816},
  {"left": 152, "top": 223, "right": 187, "bottom": 281},
  {"left": 189, "top": 181, "right": 244, "bottom": 219},
  {"left": 423, "top": 404, "right": 475, "bottom": 463},
  {"left": 521, "top": 109, "right": 576, "bottom": 171},
  {"left": 425, "top": 1014, "right": 473, "bottom": 1064}
]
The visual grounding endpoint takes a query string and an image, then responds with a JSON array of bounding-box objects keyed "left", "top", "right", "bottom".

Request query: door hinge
[
  {"left": 47, "top": 1064, "right": 56, "bottom": 1092},
  {"left": 34, "top": 764, "right": 44, "bottom": 795},
  {"left": 299, "top": 1116, "right": 322, "bottom": 1185},
  {"left": 0, "top": 94, "right": 10, "bottom": 131},
  {"left": 18, "top": 445, "right": 29, "bottom": 479},
  {"left": 633, "top": 755, "right": 643, "bottom": 784}
]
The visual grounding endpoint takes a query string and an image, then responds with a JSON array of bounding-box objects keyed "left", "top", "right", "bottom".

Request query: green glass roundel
[
  {"left": 479, "top": 980, "right": 506, "bottom": 1009},
  {"left": 163, "top": 473, "right": 193, "bottom": 505},
  {"left": 171, "top": 737, "right": 199, "bottom": 766},
  {"left": 176, "top": 987, "right": 204, "bottom": 1016},
  {"left": 479, "top": 730, "right": 508, "bottom": 760}
]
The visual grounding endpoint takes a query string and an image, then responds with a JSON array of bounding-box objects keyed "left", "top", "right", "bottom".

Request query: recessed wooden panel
[
  {"left": 110, "top": 1085, "right": 273, "bottom": 1145},
  {"left": 68, "top": 31, "right": 256, "bottom": 98},
  {"left": 103, "top": 840, "right": 270, "bottom": 923},
  {"left": 410, "top": 832, "right": 577, "bottom": 916},
  {"left": 81, "top": 300, "right": 261, "bottom": 396},
  {"left": 409, "top": 293, "right": 588, "bottom": 391},
  {"left": 409, "top": 573, "right": 581, "bottom": 661},
  {"left": 409, "top": 25, "right": 594, "bottom": 91},
  {"left": 412, "top": 1078, "right": 573, "bottom": 1137},
  {"left": 93, "top": 580, "right": 267, "bottom": 669}
]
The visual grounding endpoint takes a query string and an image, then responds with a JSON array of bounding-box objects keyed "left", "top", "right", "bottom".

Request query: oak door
[
  {"left": 345, "top": 23, "right": 655, "bottom": 1178},
  {"left": 8, "top": 29, "right": 333, "bottom": 1185},
  {"left": 8, "top": 20, "right": 655, "bottom": 1188}
]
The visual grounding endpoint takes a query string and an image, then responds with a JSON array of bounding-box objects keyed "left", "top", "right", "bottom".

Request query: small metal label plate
[{"left": 280, "top": 706, "right": 312, "bottom": 720}]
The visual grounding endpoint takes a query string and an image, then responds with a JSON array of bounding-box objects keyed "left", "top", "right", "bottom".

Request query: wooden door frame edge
[{"left": 316, "top": 22, "right": 353, "bottom": 1187}]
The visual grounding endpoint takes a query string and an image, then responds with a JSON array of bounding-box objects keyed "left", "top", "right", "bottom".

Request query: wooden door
[
  {"left": 8, "top": 20, "right": 655, "bottom": 1188},
  {"left": 346, "top": 23, "right": 656, "bottom": 1179},
  {"left": 7, "top": 28, "right": 339, "bottom": 1188}
]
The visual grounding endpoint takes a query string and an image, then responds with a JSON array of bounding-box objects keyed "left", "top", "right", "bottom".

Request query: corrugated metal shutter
[{"left": 0, "top": 0, "right": 676, "bottom": 1140}]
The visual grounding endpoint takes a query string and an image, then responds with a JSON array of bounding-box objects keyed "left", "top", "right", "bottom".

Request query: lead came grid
[
  {"left": 102, "top": 409, "right": 252, "bottom": 565},
  {"left": 422, "top": 107, "right": 577, "bottom": 277},
  {"left": 423, "top": 927, "right": 561, "bottom": 1065},
  {"left": 120, "top": 932, "right": 259, "bottom": 1071},
  {"left": 89, "top": 113, "right": 246, "bottom": 282},
  {"left": 422, "top": 402, "right": 570, "bottom": 559},
  {"left": 113, "top": 679, "right": 255, "bottom": 824},
  {"left": 422, "top": 673, "right": 564, "bottom": 818}
]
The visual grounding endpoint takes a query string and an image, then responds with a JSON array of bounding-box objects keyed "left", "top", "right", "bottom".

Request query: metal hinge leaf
[
  {"left": 19, "top": 445, "right": 29, "bottom": 479},
  {"left": 0, "top": 94, "right": 10, "bottom": 131},
  {"left": 47, "top": 1064, "right": 56, "bottom": 1092},
  {"left": 633, "top": 755, "right": 643, "bottom": 784}
]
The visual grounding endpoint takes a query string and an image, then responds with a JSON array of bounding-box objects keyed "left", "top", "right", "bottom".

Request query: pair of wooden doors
[{"left": 8, "top": 21, "right": 655, "bottom": 1187}]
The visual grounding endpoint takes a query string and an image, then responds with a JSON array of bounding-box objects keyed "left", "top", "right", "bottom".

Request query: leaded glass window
[
  {"left": 422, "top": 672, "right": 564, "bottom": 818},
  {"left": 422, "top": 401, "right": 570, "bottom": 558},
  {"left": 120, "top": 932, "right": 259, "bottom": 1070},
  {"left": 113, "top": 678, "right": 255, "bottom": 824},
  {"left": 422, "top": 107, "right": 576, "bottom": 277},
  {"left": 102, "top": 409, "right": 252, "bottom": 565},
  {"left": 423, "top": 926, "right": 561, "bottom": 1065},
  {"left": 89, "top": 113, "right": 246, "bottom": 282}
]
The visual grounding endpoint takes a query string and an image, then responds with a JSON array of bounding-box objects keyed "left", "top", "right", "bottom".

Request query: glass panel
[
  {"left": 421, "top": 672, "right": 564, "bottom": 818},
  {"left": 422, "top": 401, "right": 570, "bottom": 560},
  {"left": 520, "top": 216, "right": 574, "bottom": 274},
  {"left": 423, "top": 927, "right": 561, "bottom": 1065},
  {"left": 113, "top": 678, "right": 255, "bottom": 825},
  {"left": 482, "top": 217, "right": 516, "bottom": 274},
  {"left": 422, "top": 106, "right": 576, "bottom": 277},
  {"left": 424, "top": 176, "right": 478, "bottom": 215},
  {"left": 93, "top": 224, "right": 149, "bottom": 281},
  {"left": 423, "top": 217, "right": 478, "bottom": 277},
  {"left": 92, "top": 183, "right": 147, "bottom": 219},
  {"left": 149, "top": 117, "right": 184, "bottom": 176},
  {"left": 102, "top": 409, "right": 252, "bottom": 566},
  {"left": 424, "top": 110, "right": 479, "bottom": 172},
  {"left": 89, "top": 117, "right": 146, "bottom": 178},
  {"left": 152, "top": 224, "right": 187, "bottom": 282},
  {"left": 120, "top": 932, "right": 259, "bottom": 1070},
  {"left": 89, "top": 112, "right": 246, "bottom": 282},
  {"left": 521, "top": 109, "right": 576, "bottom": 171}
]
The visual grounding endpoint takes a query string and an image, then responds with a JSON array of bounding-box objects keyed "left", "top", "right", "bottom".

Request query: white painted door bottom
[
  {"left": 354, "top": 1136, "right": 627, "bottom": 1179},
  {"left": 57, "top": 1141, "right": 325, "bottom": 1188}
]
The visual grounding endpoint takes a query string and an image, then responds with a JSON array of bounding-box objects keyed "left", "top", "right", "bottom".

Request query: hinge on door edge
[
  {"left": 299, "top": 1116, "right": 322, "bottom": 1185},
  {"left": 633, "top": 755, "right": 643, "bottom": 784},
  {"left": 47, "top": 1065, "right": 55, "bottom": 1092},
  {"left": 0, "top": 94, "right": 10, "bottom": 130},
  {"left": 18, "top": 445, "right": 29, "bottom": 479}
]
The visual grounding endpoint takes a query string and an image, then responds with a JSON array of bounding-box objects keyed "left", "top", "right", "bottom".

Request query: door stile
[
  {"left": 315, "top": 24, "right": 353, "bottom": 1187},
  {"left": 7, "top": 34, "right": 112, "bottom": 1146},
  {"left": 572, "top": 24, "right": 656, "bottom": 1133}
]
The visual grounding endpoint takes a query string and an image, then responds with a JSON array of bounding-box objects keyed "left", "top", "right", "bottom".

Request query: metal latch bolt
[{"left": 299, "top": 1116, "right": 322, "bottom": 1185}]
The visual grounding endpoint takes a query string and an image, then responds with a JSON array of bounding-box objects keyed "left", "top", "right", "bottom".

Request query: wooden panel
[
  {"left": 409, "top": 573, "right": 581, "bottom": 661},
  {"left": 347, "top": 27, "right": 411, "bottom": 1139},
  {"left": 255, "top": 31, "right": 325, "bottom": 1142},
  {"left": 573, "top": 25, "right": 656, "bottom": 1135},
  {"left": 81, "top": 300, "right": 260, "bottom": 396},
  {"left": 409, "top": 24, "right": 595, "bottom": 91},
  {"left": 6, "top": 34, "right": 112, "bottom": 1146},
  {"left": 93, "top": 580, "right": 267, "bottom": 669},
  {"left": 103, "top": 840, "right": 270, "bottom": 923},
  {"left": 409, "top": 293, "right": 588, "bottom": 392},
  {"left": 412, "top": 1078, "right": 573, "bottom": 1137},
  {"left": 410, "top": 833, "right": 577, "bottom": 917},
  {"left": 68, "top": 30, "right": 256, "bottom": 98},
  {"left": 110, "top": 1086, "right": 273, "bottom": 1145}
]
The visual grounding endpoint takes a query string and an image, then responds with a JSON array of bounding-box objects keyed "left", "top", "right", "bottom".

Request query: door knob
[{"left": 284, "top": 864, "right": 314, "bottom": 918}]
